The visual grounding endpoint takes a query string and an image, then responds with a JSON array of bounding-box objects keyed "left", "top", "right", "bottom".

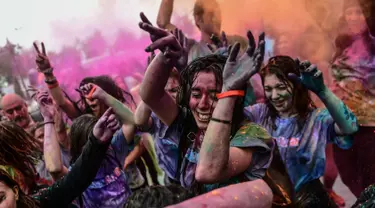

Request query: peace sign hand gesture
[
  {"left": 33, "top": 42, "right": 52, "bottom": 74},
  {"left": 222, "top": 31, "right": 265, "bottom": 92},
  {"left": 139, "top": 12, "right": 182, "bottom": 64}
]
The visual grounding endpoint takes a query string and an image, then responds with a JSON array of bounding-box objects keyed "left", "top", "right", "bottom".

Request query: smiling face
[
  {"left": 344, "top": 5, "right": 367, "bottom": 35},
  {"left": 263, "top": 74, "right": 294, "bottom": 117},
  {"left": 189, "top": 71, "right": 221, "bottom": 130}
]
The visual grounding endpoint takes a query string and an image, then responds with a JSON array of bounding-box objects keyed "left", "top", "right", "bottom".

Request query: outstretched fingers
[
  {"left": 140, "top": 12, "right": 153, "bottom": 25},
  {"left": 246, "top": 31, "right": 256, "bottom": 56},
  {"left": 228, "top": 42, "right": 241, "bottom": 62}
]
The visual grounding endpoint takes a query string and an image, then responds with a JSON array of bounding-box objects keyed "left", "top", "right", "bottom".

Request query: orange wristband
[
  {"left": 47, "top": 81, "right": 59, "bottom": 89},
  {"left": 216, "top": 90, "right": 245, "bottom": 99},
  {"left": 87, "top": 86, "right": 97, "bottom": 99}
]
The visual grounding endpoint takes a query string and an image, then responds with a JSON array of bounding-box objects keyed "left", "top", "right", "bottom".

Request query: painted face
[
  {"left": 345, "top": 6, "right": 367, "bottom": 35},
  {"left": 189, "top": 71, "right": 221, "bottom": 130},
  {"left": 2, "top": 101, "right": 30, "bottom": 129},
  {"left": 34, "top": 127, "right": 45, "bottom": 151},
  {"left": 263, "top": 74, "right": 294, "bottom": 117},
  {"left": 0, "top": 181, "right": 17, "bottom": 208},
  {"left": 165, "top": 77, "right": 180, "bottom": 103},
  {"left": 85, "top": 98, "right": 106, "bottom": 118},
  {"left": 196, "top": 4, "right": 222, "bottom": 36}
]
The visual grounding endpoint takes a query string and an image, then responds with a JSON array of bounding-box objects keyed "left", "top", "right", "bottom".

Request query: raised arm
[
  {"left": 80, "top": 83, "right": 136, "bottom": 143},
  {"left": 33, "top": 42, "right": 80, "bottom": 119},
  {"left": 156, "top": 0, "right": 176, "bottom": 31},
  {"left": 289, "top": 60, "right": 359, "bottom": 137},
  {"left": 134, "top": 101, "right": 153, "bottom": 130},
  {"left": 30, "top": 90, "right": 67, "bottom": 180},
  {"left": 196, "top": 31, "right": 266, "bottom": 183},
  {"left": 138, "top": 12, "right": 182, "bottom": 125},
  {"left": 37, "top": 108, "right": 120, "bottom": 207}
]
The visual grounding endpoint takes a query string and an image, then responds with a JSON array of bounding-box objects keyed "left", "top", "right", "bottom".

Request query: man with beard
[{"left": 1, "top": 93, "right": 34, "bottom": 131}]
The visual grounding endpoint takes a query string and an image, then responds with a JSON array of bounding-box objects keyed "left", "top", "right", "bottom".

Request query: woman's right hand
[
  {"left": 33, "top": 42, "right": 53, "bottom": 74},
  {"left": 139, "top": 12, "right": 182, "bottom": 64},
  {"left": 93, "top": 108, "right": 120, "bottom": 143}
]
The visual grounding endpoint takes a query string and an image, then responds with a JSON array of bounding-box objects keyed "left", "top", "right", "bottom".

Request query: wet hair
[
  {"left": 179, "top": 54, "right": 245, "bottom": 135},
  {"left": 259, "top": 56, "right": 316, "bottom": 130},
  {"left": 124, "top": 184, "right": 196, "bottom": 208},
  {"left": 0, "top": 171, "right": 39, "bottom": 208},
  {"left": 0, "top": 121, "right": 39, "bottom": 190},
  {"left": 78, "top": 75, "right": 136, "bottom": 115},
  {"left": 69, "top": 114, "right": 97, "bottom": 165}
]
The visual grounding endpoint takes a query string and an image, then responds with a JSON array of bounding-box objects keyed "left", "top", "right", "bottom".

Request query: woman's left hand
[
  {"left": 288, "top": 60, "right": 326, "bottom": 95},
  {"left": 222, "top": 31, "right": 265, "bottom": 92}
]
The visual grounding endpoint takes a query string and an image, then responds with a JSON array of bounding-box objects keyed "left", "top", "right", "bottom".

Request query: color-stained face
[
  {"left": 263, "top": 74, "right": 294, "bottom": 117},
  {"left": 0, "top": 181, "right": 17, "bottom": 208},
  {"left": 85, "top": 98, "right": 107, "bottom": 118},
  {"left": 344, "top": 6, "right": 367, "bottom": 35},
  {"left": 2, "top": 101, "right": 30, "bottom": 129},
  {"left": 189, "top": 71, "right": 221, "bottom": 130},
  {"left": 165, "top": 77, "right": 180, "bottom": 103}
]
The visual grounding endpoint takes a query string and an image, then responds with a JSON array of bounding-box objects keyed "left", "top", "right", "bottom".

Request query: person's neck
[
  {"left": 278, "top": 109, "right": 298, "bottom": 118},
  {"left": 200, "top": 32, "right": 214, "bottom": 44}
]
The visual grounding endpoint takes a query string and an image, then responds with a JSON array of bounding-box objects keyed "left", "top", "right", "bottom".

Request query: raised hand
[
  {"left": 33, "top": 42, "right": 52, "bottom": 74},
  {"left": 288, "top": 60, "right": 326, "bottom": 95},
  {"left": 221, "top": 31, "right": 265, "bottom": 92},
  {"left": 28, "top": 87, "right": 54, "bottom": 121},
  {"left": 93, "top": 108, "right": 120, "bottom": 143},
  {"left": 139, "top": 12, "right": 182, "bottom": 64},
  {"left": 79, "top": 83, "right": 106, "bottom": 100},
  {"left": 171, "top": 28, "right": 188, "bottom": 70}
]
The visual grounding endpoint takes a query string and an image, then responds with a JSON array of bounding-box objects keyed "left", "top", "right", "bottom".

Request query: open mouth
[
  {"left": 272, "top": 101, "right": 284, "bottom": 108},
  {"left": 197, "top": 113, "right": 211, "bottom": 122}
]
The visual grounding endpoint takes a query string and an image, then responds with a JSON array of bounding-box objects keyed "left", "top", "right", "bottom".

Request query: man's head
[
  {"left": 0, "top": 94, "right": 31, "bottom": 129},
  {"left": 193, "top": 0, "right": 222, "bottom": 36}
]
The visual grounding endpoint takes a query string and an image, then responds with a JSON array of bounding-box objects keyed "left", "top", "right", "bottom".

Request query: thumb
[{"left": 288, "top": 73, "right": 301, "bottom": 83}]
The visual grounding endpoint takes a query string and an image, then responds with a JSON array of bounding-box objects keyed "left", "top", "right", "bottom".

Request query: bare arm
[
  {"left": 196, "top": 97, "right": 253, "bottom": 183},
  {"left": 124, "top": 141, "right": 146, "bottom": 170},
  {"left": 139, "top": 53, "right": 179, "bottom": 126},
  {"left": 44, "top": 121, "right": 68, "bottom": 180},
  {"left": 156, "top": 0, "right": 177, "bottom": 31},
  {"left": 134, "top": 101, "right": 153, "bottom": 130},
  {"left": 167, "top": 180, "right": 273, "bottom": 208},
  {"left": 54, "top": 108, "right": 70, "bottom": 149}
]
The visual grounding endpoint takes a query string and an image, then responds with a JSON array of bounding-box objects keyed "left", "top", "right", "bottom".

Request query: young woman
[
  {"left": 0, "top": 108, "right": 120, "bottom": 208},
  {"left": 243, "top": 56, "right": 358, "bottom": 206},
  {"left": 330, "top": 0, "right": 375, "bottom": 197},
  {"left": 138, "top": 14, "right": 273, "bottom": 205}
]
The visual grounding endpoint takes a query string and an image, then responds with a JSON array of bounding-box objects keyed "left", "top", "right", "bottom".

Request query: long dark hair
[
  {"left": 333, "top": 2, "right": 375, "bottom": 61},
  {"left": 179, "top": 54, "right": 245, "bottom": 136},
  {"left": 77, "top": 75, "right": 136, "bottom": 115},
  {"left": 69, "top": 114, "right": 97, "bottom": 165},
  {"left": 259, "top": 56, "right": 316, "bottom": 130},
  {"left": 0, "top": 171, "right": 39, "bottom": 208},
  {"left": 0, "top": 121, "right": 39, "bottom": 192}
]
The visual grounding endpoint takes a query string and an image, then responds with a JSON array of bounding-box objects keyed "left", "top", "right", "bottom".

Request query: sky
[{"left": 0, "top": 0, "right": 196, "bottom": 52}]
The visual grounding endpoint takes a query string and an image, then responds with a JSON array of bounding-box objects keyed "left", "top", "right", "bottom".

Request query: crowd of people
[{"left": 1, "top": 0, "right": 375, "bottom": 207}]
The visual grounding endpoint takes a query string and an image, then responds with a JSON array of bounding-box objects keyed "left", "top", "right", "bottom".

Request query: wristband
[
  {"left": 47, "top": 81, "right": 59, "bottom": 89},
  {"left": 43, "top": 121, "right": 55, "bottom": 125},
  {"left": 210, "top": 117, "right": 232, "bottom": 125},
  {"left": 45, "top": 77, "right": 57, "bottom": 85},
  {"left": 87, "top": 86, "right": 97, "bottom": 99},
  {"left": 216, "top": 90, "right": 245, "bottom": 99}
]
